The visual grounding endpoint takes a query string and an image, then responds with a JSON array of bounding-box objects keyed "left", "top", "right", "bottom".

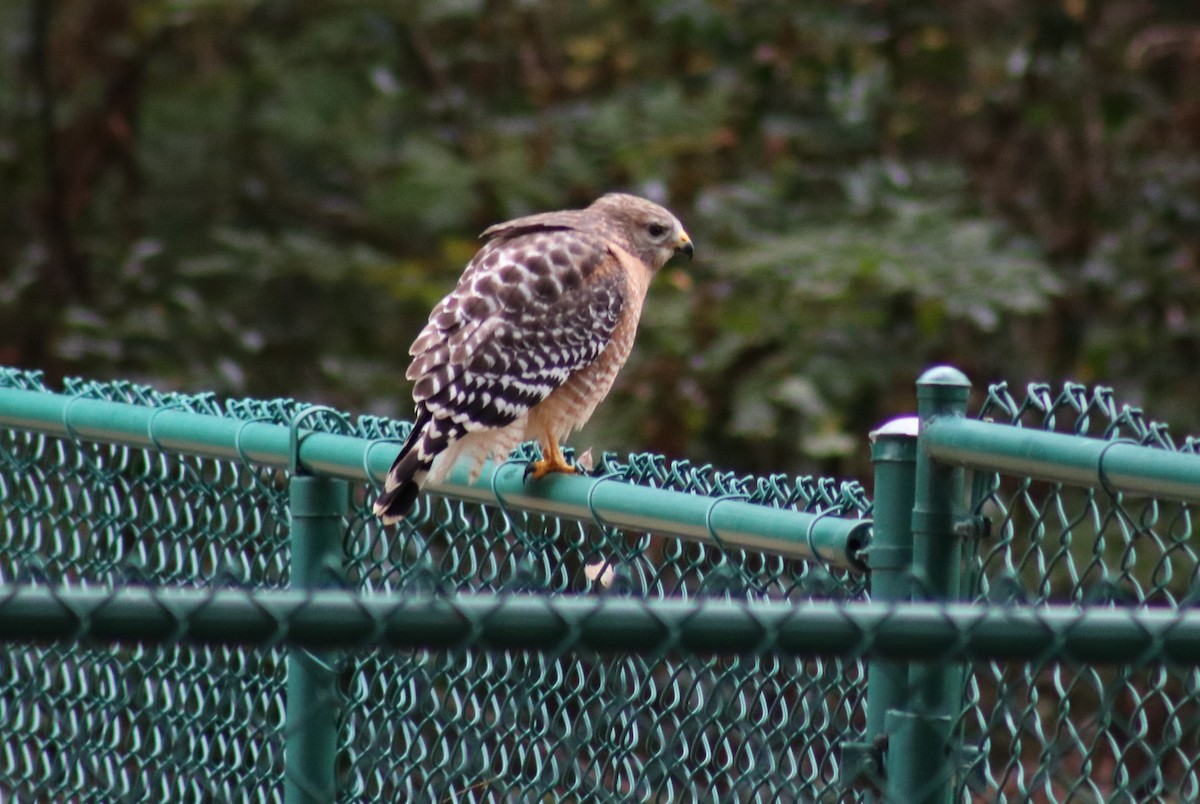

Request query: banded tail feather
[
  {"left": 371, "top": 451, "right": 426, "bottom": 525},
  {"left": 372, "top": 409, "right": 462, "bottom": 524}
]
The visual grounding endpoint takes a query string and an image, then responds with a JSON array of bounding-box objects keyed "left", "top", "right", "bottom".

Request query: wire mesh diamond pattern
[
  {"left": 958, "top": 381, "right": 1200, "bottom": 802},
  {"left": 7, "top": 368, "right": 1200, "bottom": 802},
  {"left": 0, "top": 369, "right": 870, "bottom": 802},
  {"left": 339, "top": 448, "right": 870, "bottom": 801},
  {"left": 0, "top": 371, "right": 293, "bottom": 802}
]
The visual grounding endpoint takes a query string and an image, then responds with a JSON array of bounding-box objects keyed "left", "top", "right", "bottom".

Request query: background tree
[{"left": 3, "top": 0, "right": 1199, "bottom": 483}]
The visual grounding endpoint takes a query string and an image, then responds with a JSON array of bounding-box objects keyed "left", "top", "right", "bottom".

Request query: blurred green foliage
[{"left": 3, "top": 0, "right": 1199, "bottom": 480}]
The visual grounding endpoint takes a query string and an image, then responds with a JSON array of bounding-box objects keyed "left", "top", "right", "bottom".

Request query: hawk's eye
[{"left": 647, "top": 223, "right": 668, "bottom": 238}]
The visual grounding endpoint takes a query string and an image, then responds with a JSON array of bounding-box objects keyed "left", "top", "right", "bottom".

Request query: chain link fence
[
  {"left": 0, "top": 367, "right": 870, "bottom": 802},
  {"left": 3, "top": 365, "right": 1200, "bottom": 802},
  {"left": 956, "top": 379, "right": 1200, "bottom": 801}
]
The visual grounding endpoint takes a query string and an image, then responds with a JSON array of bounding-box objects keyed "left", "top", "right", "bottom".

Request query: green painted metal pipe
[
  {"left": 923, "top": 416, "right": 1200, "bottom": 505},
  {"left": 910, "top": 370, "right": 971, "bottom": 714},
  {"left": 911, "top": 367, "right": 970, "bottom": 605},
  {"left": 895, "top": 366, "right": 972, "bottom": 804},
  {"left": 865, "top": 422, "right": 918, "bottom": 743},
  {"left": 0, "top": 386, "right": 870, "bottom": 569},
  {"left": 885, "top": 710, "right": 953, "bottom": 803},
  {"left": 2, "top": 585, "right": 1200, "bottom": 663},
  {"left": 285, "top": 475, "right": 348, "bottom": 804}
]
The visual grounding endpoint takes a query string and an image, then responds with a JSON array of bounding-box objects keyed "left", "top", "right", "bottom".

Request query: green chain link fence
[
  {"left": 950, "top": 375, "right": 1200, "bottom": 802},
  {"left": 3, "top": 364, "right": 1200, "bottom": 802}
]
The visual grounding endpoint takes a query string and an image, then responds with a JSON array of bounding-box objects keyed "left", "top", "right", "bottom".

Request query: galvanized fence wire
[
  {"left": 0, "top": 368, "right": 871, "bottom": 802},
  {"left": 954, "top": 380, "right": 1200, "bottom": 803}
]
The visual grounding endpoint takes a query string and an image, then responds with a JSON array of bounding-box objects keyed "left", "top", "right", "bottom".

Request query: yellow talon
[
  {"left": 525, "top": 455, "right": 577, "bottom": 481},
  {"left": 525, "top": 434, "right": 576, "bottom": 481}
]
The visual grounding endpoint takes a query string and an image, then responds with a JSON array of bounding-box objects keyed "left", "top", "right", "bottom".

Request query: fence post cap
[
  {"left": 916, "top": 365, "right": 971, "bottom": 389},
  {"left": 870, "top": 416, "right": 920, "bottom": 441}
]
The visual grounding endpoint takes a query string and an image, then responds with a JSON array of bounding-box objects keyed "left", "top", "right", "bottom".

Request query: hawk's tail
[
  {"left": 372, "top": 410, "right": 457, "bottom": 525},
  {"left": 372, "top": 446, "right": 429, "bottom": 525}
]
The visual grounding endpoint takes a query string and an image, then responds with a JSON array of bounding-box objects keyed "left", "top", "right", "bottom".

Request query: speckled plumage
[{"left": 373, "top": 193, "right": 692, "bottom": 524}]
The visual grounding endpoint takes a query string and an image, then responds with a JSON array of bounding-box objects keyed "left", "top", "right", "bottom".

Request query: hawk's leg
[{"left": 525, "top": 429, "right": 577, "bottom": 481}]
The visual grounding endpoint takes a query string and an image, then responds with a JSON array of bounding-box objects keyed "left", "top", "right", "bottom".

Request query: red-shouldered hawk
[{"left": 373, "top": 193, "right": 693, "bottom": 524}]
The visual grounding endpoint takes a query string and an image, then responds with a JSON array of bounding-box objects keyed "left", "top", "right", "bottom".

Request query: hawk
[{"left": 373, "top": 193, "right": 693, "bottom": 524}]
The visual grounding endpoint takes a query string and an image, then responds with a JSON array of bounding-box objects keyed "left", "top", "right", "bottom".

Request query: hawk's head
[{"left": 589, "top": 193, "right": 693, "bottom": 271}]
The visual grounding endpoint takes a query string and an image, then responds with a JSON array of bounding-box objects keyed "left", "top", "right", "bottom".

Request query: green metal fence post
[
  {"left": 885, "top": 366, "right": 971, "bottom": 804},
  {"left": 285, "top": 474, "right": 348, "bottom": 804},
  {"left": 865, "top": 419, "right": 918, "bottom": 752}
]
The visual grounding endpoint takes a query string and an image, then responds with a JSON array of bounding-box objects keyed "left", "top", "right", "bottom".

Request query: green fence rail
[
  {"left": 4, "top": 365, "right": 1200, "bottom": 802},
  {"left": 0, "top": 381, "right": 869, "bottom": 569},
  {"left": 6, "top": 587, "right": 1200, "bottom": 664}
]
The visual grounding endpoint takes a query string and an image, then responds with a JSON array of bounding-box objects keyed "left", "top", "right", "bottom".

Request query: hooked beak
[{"left": 674, "top": 232, "right": 694, "bottom": 261}]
